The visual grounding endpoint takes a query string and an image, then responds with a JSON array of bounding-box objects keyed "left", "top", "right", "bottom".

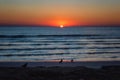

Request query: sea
[{"left": 0, "top": 26, "right": 120, "bottom": 62}]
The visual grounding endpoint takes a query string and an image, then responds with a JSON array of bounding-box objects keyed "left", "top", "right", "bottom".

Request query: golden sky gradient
[{"left": 0, "top": 0, "right": 120, "bottom": 26}]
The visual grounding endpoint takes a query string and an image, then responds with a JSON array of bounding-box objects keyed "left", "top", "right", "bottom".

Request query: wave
[
  {"left": 0, "top": 47, "right": 120, "bottom": 54},
  {"left": 0, "top": 42, "right": 119, "bottom": 46},
  {"left": 0, "top": 42, "right": 120, "bottom": 50},
  {"left": 0, "top": 47, "right": 83, "bottom": 50},
  {"left": 0, "top": 53, "right": 66, "bottom": 57},
  {"left": 0, "top": 34, "right": 104, "bottom": 38},
  {"left": 0, "top": 52, "right": 120, "bottom": 57}
]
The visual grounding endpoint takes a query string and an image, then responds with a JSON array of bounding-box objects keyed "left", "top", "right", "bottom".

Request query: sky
[{"left": 0, "top": 0, "right": 120, "bottom": 26}]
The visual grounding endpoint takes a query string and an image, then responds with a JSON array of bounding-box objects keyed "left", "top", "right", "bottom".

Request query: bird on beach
[
  {"left": 59, "top": 59, "right": 63, "bottom": 63},
  {"left": 21, "top": 63, "right": 28, "bottom": 68}
]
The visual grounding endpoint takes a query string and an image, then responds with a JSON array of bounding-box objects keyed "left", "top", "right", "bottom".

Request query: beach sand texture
[
  {"left": 0, "top": 66, "right": 120, "bottom": 80},
  {"left": 0, "top": 61, "right": 120, "bottom": 80}
]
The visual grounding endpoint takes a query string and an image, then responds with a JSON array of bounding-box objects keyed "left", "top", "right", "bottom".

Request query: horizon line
[{"left": 0, "top": 24, "right": 120, "bottom": 27}]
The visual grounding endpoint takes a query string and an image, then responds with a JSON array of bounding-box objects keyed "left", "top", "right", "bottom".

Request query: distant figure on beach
[
  {"left": 71, "top": 59, "right": 74, "bottom": 62},
  {"left": 22, "top": 63, "right": 28, "bottom": 68},
  {"left": 59, "top": 59, "right": 63, "bottom": 63}
]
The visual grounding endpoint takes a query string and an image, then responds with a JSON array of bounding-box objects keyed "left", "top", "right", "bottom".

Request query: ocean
[{"left": 0, "top": 26, "right": 120, "bottom": 61}]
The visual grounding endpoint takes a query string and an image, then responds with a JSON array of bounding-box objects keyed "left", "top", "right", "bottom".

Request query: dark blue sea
[{"left": 0, "top": 26, "right": 120, "bottom": 61}]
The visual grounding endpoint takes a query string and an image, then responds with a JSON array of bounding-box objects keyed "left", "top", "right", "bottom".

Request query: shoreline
[{"left": 0, "top": 60, "right": 120, "bottom": 68}]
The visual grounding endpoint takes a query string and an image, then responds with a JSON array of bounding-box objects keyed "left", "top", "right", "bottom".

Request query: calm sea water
[{"left": 0, "top": 26, "right": 120, "bottom": 61}]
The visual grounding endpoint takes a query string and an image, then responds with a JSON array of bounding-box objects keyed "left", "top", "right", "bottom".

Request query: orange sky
[{"left": 0, "top": 0, "right": 120, "bottom": 26}]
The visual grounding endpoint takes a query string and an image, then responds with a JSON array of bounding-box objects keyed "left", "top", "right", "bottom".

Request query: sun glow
[
  {"left": 51, "top": 20, "right": 76, "bottom": 27},
  {"left": 60, "top": 25, "right": 64, "bottom": 28}
]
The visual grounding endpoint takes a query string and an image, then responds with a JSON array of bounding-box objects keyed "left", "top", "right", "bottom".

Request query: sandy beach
[
  {"left": 0, "top": 61, "right": 120, "bottom": 80},
  {"left": 0, "top": 66, "right": 120, "bottom": 80}
]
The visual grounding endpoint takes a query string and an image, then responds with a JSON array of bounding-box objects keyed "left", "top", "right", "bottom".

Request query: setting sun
[{"left": 60, "top": 25, "right": 64, "bottom": 28}]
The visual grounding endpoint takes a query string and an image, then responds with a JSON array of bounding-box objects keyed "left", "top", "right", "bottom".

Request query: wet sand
[
  {"left": 0, "top": 61, "right": 120, "bottom": 68},
  {"left": 0, "top": 61, "right": 120, "bottom": 80},
  {"left": 0, "top": 66, "right": 120, "bottom": 80}
]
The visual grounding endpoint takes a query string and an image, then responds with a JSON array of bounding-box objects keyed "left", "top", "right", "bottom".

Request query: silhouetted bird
[
  {"left": 59, "top": 59, "right": 63, "bottom": 63},
  {"left": 22, "top": 63, "right": 28, "bottom": 68},
  {"left": 71, "top": 59, "right": 74, "bottom": 62}
]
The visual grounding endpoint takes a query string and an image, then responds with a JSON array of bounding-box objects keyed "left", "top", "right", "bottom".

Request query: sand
[
  {"left": 0, "top": 61, "right": 120, "bottom": 80},
  {"left": 0, "top": 66, "right": 120, "bottom": 80}
]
